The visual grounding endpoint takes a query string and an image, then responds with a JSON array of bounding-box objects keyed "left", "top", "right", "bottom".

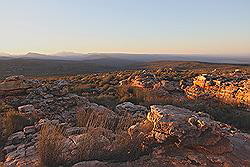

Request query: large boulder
[{"left": 128, "top": 105, "right": 250, "bottom": 166}]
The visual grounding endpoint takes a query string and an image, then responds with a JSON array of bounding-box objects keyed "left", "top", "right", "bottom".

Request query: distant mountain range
[
  {"left": 0, "top": 52, "right": 249, "bottom": 79},
  {"left": 0, "top": 52, "right": 249, "bottom": 64}
]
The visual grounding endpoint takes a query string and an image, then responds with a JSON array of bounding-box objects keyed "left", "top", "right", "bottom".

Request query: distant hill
[
  {"left": 133, "top": 60, "right": 250, "bottom": 73},
  {"left": 0, "top": 56, "right": 145, "bottom": 79},
  {"left": 1, "top": 52, "right": 249, "bottom": 64},
  {"left": 1, "top": 52, "right": 249, "bottom": 79},
  {"left": 0, "top": 57, "right": 249, "bottom": 79},
  {"left": 0, "top": 58, "right": 118, "bottom": 79}
]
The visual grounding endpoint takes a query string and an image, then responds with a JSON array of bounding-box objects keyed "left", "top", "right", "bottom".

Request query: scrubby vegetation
[
  {"left": 38, "top": 111, "right": 147, "bottom": 167},
  {"left": 0, "top": 115, "right": 4, "bottom": 147},
  {"left": 3, "top": 111, "right": 33, "bottom": 137},
  {"left": 0, "top": 101, "right": 36, "bottom": 147}
]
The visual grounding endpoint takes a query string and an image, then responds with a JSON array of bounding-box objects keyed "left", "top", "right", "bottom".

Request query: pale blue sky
[{"left": 0, "top": 0, "right": 250, "bottom": 55}]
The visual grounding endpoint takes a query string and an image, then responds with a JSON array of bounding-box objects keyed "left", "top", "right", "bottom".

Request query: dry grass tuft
[
  {"left": 77, "top": 106, "right": 143, "bottom": 133},
  {"left": 38, "top": 124, "right": 66, "bottom": 167},
  {"left": 76, "top": 107, "right": 119, "bottom": 131},
  {"left": 3, "top": 111, "right": 31, "bottom": 137},
  {"left": 0, "top": 115, "right": 4, "bottom": 146},
  {"left": 76, "top": 127, "right": 113, "bottom": 161},
  {"left": 75, "top": 127, "right": 146, "bottom": 162}
]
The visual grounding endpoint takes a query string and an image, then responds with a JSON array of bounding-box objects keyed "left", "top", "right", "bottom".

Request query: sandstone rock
[
  {"left": 72, "top": 161, "right": 108, "bottom": 167},
  {"left": 1, "top": 74, "right": 249, "bottom": 167},
  {"left": 5, "top": 75, "right": 25, "bottom": 82},
  {"left": 115, "top": 102, "right": 148, "bottom": 117},
  {"left": 3, "top": 145, "right": 17, "bottom": 154},
  {"left": 7, "top": 131, "right": 25, "bottom": 145},
  {"left": 20, "top": 81, "right": 90, "bottom": 122},
  {"left": 23, "top": 126, "right": 36, "bottom": 135},
  {"left": 65, "top": 127, "right": 87, "bottom": 136},
  {"left": 131, "top": 105, "right": 250, "bottom": 166},
  {"left": 0, "top": 75, "right": 38, "bottom": 96},
  {"left": 18, "top": 104, "right": 35, "bottom": 113},
  {"left": 129, "top": 73, "right": 158, "bottom": 89},
  {"left": 50, "top": 80, "right": 69, "bottom": 96},
  {"left": 185, "top": 75, "right": 250, "bottom": 107}
]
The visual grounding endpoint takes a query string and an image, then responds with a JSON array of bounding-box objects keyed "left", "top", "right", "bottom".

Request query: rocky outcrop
[
  {"left": 1, "top": 75, "right": 249, "bottom": 167},
  {"left": 69, "top": 104, "right": 250, "bottom": 167},
  {"left": 123, "top": 72, "right": 182, "bottom": 96},
  {"left": 0, "top": 76, "right": 39, "bottom": 96},
  {"left": 125, "top": 105, "right": 250, "bottom": 166},
  {"left": 17, "top": 80, "right": 90, "bottom": 123},
  {"left": 130, "top": 73, "right": 158, "bottom": 89},
  {"left": 2, "top": 101, "right": 250, "bottom": 167},
  {"left": 185, "top": 74, "right": 250, "bottom": 107}
]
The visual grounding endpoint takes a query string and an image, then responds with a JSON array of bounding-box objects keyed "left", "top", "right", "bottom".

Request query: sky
[{"left": 0, "top": 0, "right": 250, "bottom": 55}]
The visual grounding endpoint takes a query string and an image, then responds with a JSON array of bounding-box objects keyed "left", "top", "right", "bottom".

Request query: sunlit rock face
[
  {"left": 124, "top": 72, "right": 182, "bottom": 97},
  {"left": 126, "top": 105, "right": 250, "bottom": 167},
  {"left": 185, "top": 74, "right": 250, "bottom": 107}
]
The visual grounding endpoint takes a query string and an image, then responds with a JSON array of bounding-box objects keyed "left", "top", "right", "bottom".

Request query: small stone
[
  {"left": 3, "top": 145, "right": 17, "bottom": 154},
  {"left": 65, "top": 127, "right": 87, "bottom": 136},
  {"left": 18, "top": 105, "right": 35, "bottom": 113},
  {"left": 7, "top": 131, "right": 25, "bottom": 145},
  {"left": 72, "top": 160, "right": 108, "bottom": 167},
  {"left": 23, "top": 126, "right": 36, "bottom": 134}
]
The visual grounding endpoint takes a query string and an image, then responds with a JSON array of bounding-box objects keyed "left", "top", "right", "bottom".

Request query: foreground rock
[
  {"left": 2, "top": 100, "right": 250, "bottom": 166},
  {"left": 123, "top": 105, "right": 250, "bottom": 166}
]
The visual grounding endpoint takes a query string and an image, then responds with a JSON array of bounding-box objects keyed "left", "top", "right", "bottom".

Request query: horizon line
[{"left": 1, "top": 51, "right": 250, "bottom": 57}]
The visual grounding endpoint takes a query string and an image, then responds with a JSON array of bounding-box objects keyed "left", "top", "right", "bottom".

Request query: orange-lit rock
[{"left": 185, "top": 75, "right": 250, "bottom": 107}]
